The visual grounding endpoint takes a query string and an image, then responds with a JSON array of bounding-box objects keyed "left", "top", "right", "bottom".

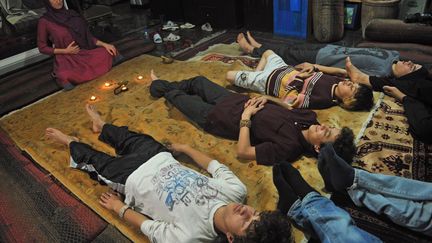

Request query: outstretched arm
[
  {"left": 295, "top": 62, "right": 347, "bottom": 77},
  {"left": 169, "top": 143, "right": 213, "bottom": 170},
  {"left": 99, "top": 192, "right": 149, "bottom": 227}
]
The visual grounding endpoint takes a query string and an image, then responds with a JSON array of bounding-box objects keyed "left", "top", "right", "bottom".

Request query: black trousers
[
  {"left": 69, "top": 124, "right": 168, "bottom": 185},
  {"left": 403, "top": 96, "right": 432, "bottom": 144},
  {"left": 150, "top": 76, "right": 231, "bottom": 128},
  {"left": 252, "top": 43, "right": 325, "bottom": 66}
]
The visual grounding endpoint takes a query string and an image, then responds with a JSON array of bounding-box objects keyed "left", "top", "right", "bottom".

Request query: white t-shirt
[{"left": 124, "top": 152, "right": 247, "bottom": 243}]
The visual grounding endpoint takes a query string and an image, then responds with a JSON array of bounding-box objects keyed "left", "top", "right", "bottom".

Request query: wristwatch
[{"left": 240, "top": 119, "right": 252, "bottom": 128}]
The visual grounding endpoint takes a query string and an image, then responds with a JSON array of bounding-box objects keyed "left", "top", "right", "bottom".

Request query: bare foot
[
  {"left": 345, "top": 57, "right": 369, "bottom": 84},
  {"left": 383, "top": 86, "right": 406, "bottom": 102},
  {"left": 246, "top": 31, "right": 262, "bottom": 48},
  {"left": 45, "top": 128, "right": 78, "bottom": 146},
  {"left": 150, "top": 69, "right": 159, "bottom": 81},
  {"left": 85, "top": 104, "right": 105, "bottom": 133},
  {"left": 236, "top": 33, "right": 254, "bottom": 54}
]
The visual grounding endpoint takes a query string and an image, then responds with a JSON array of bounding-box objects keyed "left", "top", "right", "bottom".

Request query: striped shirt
[{"left": 265, "top": 66, "right": 341, "bottom": 109}]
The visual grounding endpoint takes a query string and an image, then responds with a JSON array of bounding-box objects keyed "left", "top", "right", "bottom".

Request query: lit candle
[
  {"left": 121, "top": 85, "right": 128, "bottom": 91},
  {"left": 104, "top": 82, "right": 112, "bottom": 87},
  {"left": 90, "top": 95, "right": 97, "bottom": 101},
  {"left": 137, "top": 75, "right": 143, "bottom": 80}
]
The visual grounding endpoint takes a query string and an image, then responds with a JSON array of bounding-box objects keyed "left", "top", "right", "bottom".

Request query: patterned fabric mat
[
  {"left": 355, "top": 95, "right": 432, "bottom": 180},
  {"left": 0, "top": 53, "right": 378, "bottom": 242}
]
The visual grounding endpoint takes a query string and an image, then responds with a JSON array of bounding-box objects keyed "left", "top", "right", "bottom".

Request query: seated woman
[
  {"left": 226, "top": 50, "right": 373, "bottom": 111},
  {"left": 38, "top": 0, "right": 118, "bottom": 90}
]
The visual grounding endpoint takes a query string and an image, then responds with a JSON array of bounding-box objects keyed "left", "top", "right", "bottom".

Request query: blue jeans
[
  {"left": 348, "top": 169, "right": 432, "bottom": 236},
  {"left": 288, "top": 191, "right": 381, "bottom": 243}
]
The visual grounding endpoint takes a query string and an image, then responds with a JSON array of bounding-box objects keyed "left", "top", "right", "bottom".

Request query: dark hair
[
  {"left": 332, "top": 127, "right": 356, "bottom": 164},
  {"left": 234, "top": 211, "right": 293, "bottom": 243},
  {"left": 213, "top": 210, "right": 293, "bottom": 243},
  {"left": 340, "top": 84, "right": 374, "bottom": 111}
]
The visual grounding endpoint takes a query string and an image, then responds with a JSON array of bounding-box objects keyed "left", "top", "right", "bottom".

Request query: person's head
[
  {"left": 305, "top": 125, "right": 355, "bottom": 162},
  {"left": 216, "top": 210, "right": 293, "bottom": 243},
  {"left": 391, "top": 60, "right": 422, "bottom": 78},
  {"left": 330, "top": 127, "right": 356, "bottom": 164},
  {"left": 335, "top": 81, "right": 374, "bottom": 111},
  {"left": 46, "top": 0, "right": 64, "bottom": 9},
  {"left": 220, "top": 203, "right": 260, "bottom": 242}
]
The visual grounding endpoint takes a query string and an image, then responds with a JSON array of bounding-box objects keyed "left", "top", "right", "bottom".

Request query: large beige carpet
[{"left": 0, "top": 53, "right": 379, "bottom": 242}]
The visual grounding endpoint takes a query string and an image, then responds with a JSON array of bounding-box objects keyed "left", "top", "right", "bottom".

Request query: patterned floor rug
[
  {"left": 355, "top": 95, "right": 432, "bottom": 181},
  {"left": 0, "top": 53, "right": 377, "bottom": 242}
]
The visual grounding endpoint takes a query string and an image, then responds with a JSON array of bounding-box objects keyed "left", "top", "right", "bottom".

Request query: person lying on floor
[
  {"left": 44, "top": 104, "right": 291, "bottom": 243},
  {"left": 226, "top": 50, "right": 373, "bottom": 111},
  {"left": 346, "top": 57, "right": 432, "bottom": 143},
  {"left": 149, "top": 72, "right": 356, "bottom": 166},
  {"left": 237, "top": 31, "right": 400, "bottom": 77},
  {"left": 317, "top": 143, "right": 432, "bottom": 237},
  {"left": 273, "top": 162, "right": 382, "bottom": 243}
]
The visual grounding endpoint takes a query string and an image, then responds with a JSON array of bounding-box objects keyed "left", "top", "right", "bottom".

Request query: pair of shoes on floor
[
  {"left": 164, "top": 33, "right": 181, "bottom": 42},
  {"left": 180, "top": 22, "right": 195, "bottom": 29},
  {"left": 162, "top": 21, "right": 179, "bottom": 31},
  {"left": 201, "top": 22, "right": 213, "bottom": 32}
]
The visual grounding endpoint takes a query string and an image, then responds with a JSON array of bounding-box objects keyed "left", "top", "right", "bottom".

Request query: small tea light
[
  {"left": 104, "top": 82, "right": 112, "bottom": 87},
  {"left": 137, "top": 75, "right": 144, "bottom": 80},
  {"left": 121, "top": 85, "right": 128, "bottom": 91},
  {"left": 90, "top": 95, "right": 97, "bottom": 101}
]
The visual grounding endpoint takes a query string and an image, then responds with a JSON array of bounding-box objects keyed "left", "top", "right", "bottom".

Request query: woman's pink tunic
[{"left": 37, "top": 17, "right": 113, "bottom": 86}]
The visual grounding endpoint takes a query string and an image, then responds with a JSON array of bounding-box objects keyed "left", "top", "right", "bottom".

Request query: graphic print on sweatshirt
[{"left": 152, "top": 164, "right": 219, "bottom": 211}]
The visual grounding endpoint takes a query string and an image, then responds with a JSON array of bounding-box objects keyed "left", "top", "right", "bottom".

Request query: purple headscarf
[{"left": 42, "top": 0, "right": 96, "bottom": 50}]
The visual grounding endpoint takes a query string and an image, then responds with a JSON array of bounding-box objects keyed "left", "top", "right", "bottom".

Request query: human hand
[
  {"left": 167, "top": 143, "right": 189, "bottom": 154},
  {"left": 99, "top": 191, "right": 124, "bottom": 212},
  {"left": 295, "top": 62, "right": 315, "bottom": 79},
  {"left": 242, "top": 97, "right": 265, "bottom": 119},
  {"left": 244, "top": 96, "right": 267, "bottom": 108},
  {"left": 65, "top": 41, "right": 80, "bottom": 54},
  {"left": 103, "top": 43, "right": 118, "bottom": 56},
  {"left": 383, "top": 86, "right": 406, "bottom": 102}
]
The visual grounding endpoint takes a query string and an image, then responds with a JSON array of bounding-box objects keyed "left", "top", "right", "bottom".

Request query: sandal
[
  {"left": 201, "top": 22, "right": 213, "bottom": 32},
  {"left": 162, "top": 21, "right": 179, "bottom": 31},
  {"left": 163, "top": 33, "right": 181, "bottom": 42},
  {"left": 153, "top": 33, "right": 163, "bottom": 44},
  {"left": 180, "top": 22, "right": 195, "bottom": 29}
]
